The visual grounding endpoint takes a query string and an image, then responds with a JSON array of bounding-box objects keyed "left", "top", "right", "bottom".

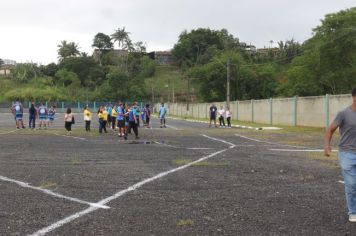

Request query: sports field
[{"left": 0, "top": 113, "right": 355, "bottom": 235}]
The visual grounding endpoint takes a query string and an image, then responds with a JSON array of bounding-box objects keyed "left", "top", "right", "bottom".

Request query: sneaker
[
  {"left": 124, "top": 135, "right": 128, "bottom": 140},
  {"left": 349, "top": 215, "right": 356, "bottom": 222}
]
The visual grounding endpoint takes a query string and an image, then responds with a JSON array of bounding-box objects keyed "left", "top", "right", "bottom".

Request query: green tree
[
  {"left": 111, "top": 27, "right": 130, "bottom": 49},
  {"left": 10, "top": 63, "right": 41, "bottom": 83},
  {"left": 284, "top": 7, "right": 356, "bottom": 95},
  {"left": 172, "top": 28, "right": 240, "bottom": 68},
  {"left": 92, "top": 33, "right": 113, "bottom": 50},
  {"left": 59, "top": 57, "right": 105, "bottom": 87},
  {"left": 57, "top": 41, "right": 80, "bottom": 61}
]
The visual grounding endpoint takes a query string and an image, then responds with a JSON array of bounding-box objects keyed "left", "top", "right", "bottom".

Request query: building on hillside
[
  {"left": 257, "top": 47, "right": 280, "bottom": 57},
  {"left": 240, "top": 43, "right": 257, "bottom": 54},
  {"left": 0, "top": 59, "right": 16, "bottom": 76},
  {"left": 148, "top": 51, "right": 174, "bottom": 65}
]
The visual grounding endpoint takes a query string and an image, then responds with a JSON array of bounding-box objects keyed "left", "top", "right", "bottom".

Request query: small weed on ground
[
  {"left": 177, "top": 219, "right": 194, "bottom": 227},
  {"left": 39, "top": 181, "right": 57, "bottom": 189},
  {"left": 172, "top": 159, "right": 229, "bottom": 167}
]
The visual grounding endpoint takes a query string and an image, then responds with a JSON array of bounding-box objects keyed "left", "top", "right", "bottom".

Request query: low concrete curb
[{"left": 153, "top": 115, "right": 282, "bottom": 131}]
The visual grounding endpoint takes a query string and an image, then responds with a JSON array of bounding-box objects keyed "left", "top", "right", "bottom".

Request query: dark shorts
[
  {"left": 15, "top": 114, "right": 23, "bottom": 121},
  {"left": 117, "top": 120, "right": 125, "bottom": 128},
  {"left": 146, "top": 117, "right": 150, "bottom": 123},
  {"left": 210, "top": 115, "right": 216, "bottom": 120}
]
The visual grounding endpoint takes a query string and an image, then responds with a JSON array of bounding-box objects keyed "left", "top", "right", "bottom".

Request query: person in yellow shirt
[
  {"left": 111, "top": 105, "right": 117, "bottom": 130},
  {"left": 97, "top": 106, "right": 108, "bottom": 134},
  {"left": 83, "top": 106, "right": 92, "bottom": 132}
]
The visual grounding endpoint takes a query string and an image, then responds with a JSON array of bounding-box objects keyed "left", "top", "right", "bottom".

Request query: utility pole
[
  {"left": 226, "top": 59, "right": 231, "bottom": 109},
  {"left": 172, "top": 82, "right": 175, "bottom": 103},
  {"left": 187, "top": 77, "right": 190, "bottom": 111}
]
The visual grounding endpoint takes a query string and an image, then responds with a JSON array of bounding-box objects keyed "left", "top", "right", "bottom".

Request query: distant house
[
  {"left": 0, "top": 59, "right": 16, "bottom": 76},
  {"left": 257, "top": 47, "right": 280, "bottom": 57},
  {"left": 240, "top": 43, "right": 257, "bottom": 54},
  {"left": 148, "top": 51, "right": 174, "bottom": 65}
]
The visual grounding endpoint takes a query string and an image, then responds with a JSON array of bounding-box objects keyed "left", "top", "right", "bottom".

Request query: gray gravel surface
[{"left": 0, "top": 113, "right": 354, "bottom": 235}]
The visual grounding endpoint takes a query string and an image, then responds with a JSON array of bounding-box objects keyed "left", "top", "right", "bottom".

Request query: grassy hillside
[{"left": 144, "top": 65, "right": 198, "bottom": 103}]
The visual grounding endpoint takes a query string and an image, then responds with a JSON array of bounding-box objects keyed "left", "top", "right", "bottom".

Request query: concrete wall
[{"left": 158, "top": 93, "right": 353, "bottom": 128}]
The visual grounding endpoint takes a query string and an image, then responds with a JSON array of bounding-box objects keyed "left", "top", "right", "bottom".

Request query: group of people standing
[
  {"left": 209, "top": 104, "right": 232, "bottom": 128},
  {"left": 9, "top": 100, "right": 167, "bottom": 141},
  {"left": 11, "top": 100, "right": 56, "bottom": 130},
  {"left": 81, "top": 102, "right": 153, "bottom": 140}
]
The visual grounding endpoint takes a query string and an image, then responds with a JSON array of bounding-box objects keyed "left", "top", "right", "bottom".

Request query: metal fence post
[
  {"left": 325, "top": 94, "right": 330, "bottom": 130},
  {"left": 93, "top": 102, "right": 96, "bottom": 112},
  {"left": 45, "top": 101, "right": 48, "bottom": 108},
  {"left": 77, "top": 101, "right": 80, "bottom": 112},
  {"left": 251, "top": 99, "right": 254, "bottom": 123},
  {"left": 269, "top": 98, "right": 273, "bottom": 125},
  {"left": 61, "top": 102, "right": 64, "bottom": 113},
  {"left": 293, "top": 96, "right": 298, "bottom": 126},
  {"left": 236, "top": 100, "right": 239, "bottom": 121}
]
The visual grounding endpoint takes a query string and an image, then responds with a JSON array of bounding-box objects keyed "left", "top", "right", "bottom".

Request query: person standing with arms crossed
[{"left": 325, "top": 88, "right": 356, "bottom": 222}]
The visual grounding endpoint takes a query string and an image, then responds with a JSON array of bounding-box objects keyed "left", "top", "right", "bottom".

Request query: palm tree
[
  {"left": 111, "top": 27, "right": 132, "bottom": 72},
  {"left": 57, "top": 40, "right": 80, "bottom": 61},
  {"left": 68, "top": 42, "right": 80, "bottom": 57},
  {"left": 111, "top": 27, "right": 130, "bottom": 49}
]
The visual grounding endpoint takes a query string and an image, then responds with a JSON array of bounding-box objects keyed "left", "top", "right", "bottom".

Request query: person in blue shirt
[
  {"left": 116, "top": 103, "right": 125, "bottom": 137},
  {"left": 159, "top": 103, "right": 167, "bottom": 128},
  {"left": 38, "top": 103, "right": 48, "bottom": 130},
  {"left": 128, "top": 102, "right": 139, "bottom": 139}
]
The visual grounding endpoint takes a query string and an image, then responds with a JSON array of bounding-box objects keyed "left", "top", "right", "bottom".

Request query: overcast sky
[{"left": 0, "top": 0, "right": 354, "bottom": 64}]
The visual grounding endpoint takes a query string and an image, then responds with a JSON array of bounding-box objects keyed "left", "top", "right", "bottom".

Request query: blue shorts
[
  {"left": 15, "top": 114, "right": 23, "bottom": 120},
  {"left": 39, "top": 117, "right": 47, "bottom": 121},
  {"left": 48, "top": 116, "right": 54, "bottom": 121}
]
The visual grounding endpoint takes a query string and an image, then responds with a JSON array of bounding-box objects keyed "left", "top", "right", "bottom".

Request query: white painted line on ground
[
  {"left": 0, "top": 129, "right": 19, "bottom": 135},
  {"left": 53, "top": 133, "right": 86, "bottom": 141},
  {"left": 29, "top": 141, "right": 234, "bottom": 236},
  {"left": 338, "top": 180, "right": 345, "bottom": 184},
  {"left": 269, "top": 148, "right": 338, "bottom": 152},
  {"left": 187, "top": 147, "right": 214, "bottom": 150},
  {"left": 152, "top": 141, "right": 179, "bottom": 149},
  {"left": 0, "top": 175, "right": 109, "bottom": 209},
  {"left": 201, "top": 134, "right": 236, "bottom": 147},
  {"left": 165, "top": 124, "right": 182, "bottom": 131},
  {"left": 234, "top": 134, "right": 313, "bottom": 149}
]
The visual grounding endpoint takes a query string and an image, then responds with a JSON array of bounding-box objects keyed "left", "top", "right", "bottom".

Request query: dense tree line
[
  {"left": 1, "top": 7, "right": 354, "bottom": 103},
  {"left": 1, "top": 27, "right": 155, "bottom": 102},
  {"left": 172, "top": 7, "right": 356, "bottom": 102}
]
